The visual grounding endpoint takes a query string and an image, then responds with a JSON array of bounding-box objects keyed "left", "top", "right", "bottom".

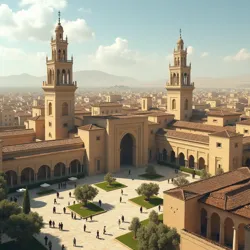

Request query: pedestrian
[
  {"left": 86, "top": 217, "right": 88, "bottom": 222},
  {"left": 90, "top": 215, "right": 93, "bottom": 221},
  {"left": 48, "top": 240, "right": 52, "bottom": 250},
  {"left": 103, "top": 226, "right": 106, "bottom": 235},
  {"left": 96, "top": 230, "right": 99, "bottom": 239},
  {"left": 61, "top": 222, "right": 63, "bottom": 230},
  {"left": 74, "top": 183, "right": 77, "bottom": 188},
  {"left": 99, "top": 199, "right": 102, "bottom": 207},
  {"left": 121, "top": 215, "right": 124, "bottom": 223},
  {"left": 61, "top": 244, "right": 65, "bottom": 250},
  {"left": 52, "top": 221, "right": 55, "bottom": 228},
  {"left": 120, "top": 196, "right": 122, "bottom": 203},
  {"left": 44, "top": 235, "right": 48, "bottom": 245},
  {"left": 54, "top": 198, "right": 57, "bottom": 204},
  {"left": 158, "top": 205, "right": 161, "bottom": 212},
  {"left": 84, "top": 224, "right": 86, "bottom": 232},
  {"left": 71, "top": 211, "right": 73, "bottom": 219},
  {"left": 53, "top": 206, "right": 56, "bottom": 214},
  {"left": 171, "top": 178, "right": 174, "bottom": 183},
  {"left": 69, "top": 192, "right": 71, "bottom": 198},
  {"left": 121, "top": 189, "right": 123, "bottom": 195},
  {"left": 73, "top": 201, "right": 75, "bottom": 205},
  {"left": 168, "top": 179, "right": 169, "bottom": 183},
  {"left": 10, "top": 197, "right": 13, "bottom": 202},
  {"left": 49, "top": 220, "right": 52, "bottom": 228},
  {"left": 57, "top": 192, "right": 59, "bottom": 198},
  {"left": 73, "top": 237, "right": 76, "bottom": 247},
  {"left": 118, "top": 219, "right": 121, "bottom": 228},
  {"left": 14, "top": 197, "right": 17, "bottom": 202},
  {"left": 140, "top": 206, "right": 143, "bottom": 213},
  {"left": 68, "top": 201, "right": 70, "bottom": 206},
  {"left": 59, "top": 222, "right": 61, "bottom": 230},
  {"left": 63, "top": 207, "right": 66, "bottom": 214},
  {"left": 74, "top": 213, "right": 76, "bottom": 220}
]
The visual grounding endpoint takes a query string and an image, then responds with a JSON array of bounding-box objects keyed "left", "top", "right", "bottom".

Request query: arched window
[
  {"left": 63, "top": 50, "right": 66, "bottom": 60},
  {"left": 184, "top": 99, "right": 188, "bottom": 110},
  {"left": 58, "top": 49, "right": 61, "bottom": 60},
  {"left": 183, "top": 73, "right": 187, "bottom": 85},
  {"left": 62, "top": 102, "right": 68, "bottom": 116},
  {"left": 172, "top": 99, "right": 176, "bottom": 110},
  {"left": 172, "top": 73, "right": 176, "bottom": 85},
  {"left": 48, "top": 102, "right": 52, "bottom": 115},
  {"left": 67, "top": 70, "right": 70, "bottom": 84},
  {"left": 57, "top": 69, "right": 60, "bottom": 85},
  {"left": 62, "top": 69, "right": 66, "bottom": 84},
  {"left": 49, "top": 69, "right": 52, "bottom": 84}
]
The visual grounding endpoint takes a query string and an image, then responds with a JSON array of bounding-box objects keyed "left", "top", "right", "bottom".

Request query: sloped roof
[
  {"left": 210, "top": 130, "right": 241, "bottom": 138},
  {"left": 78, "top": 124, "right": 104, "bottom": 131}
]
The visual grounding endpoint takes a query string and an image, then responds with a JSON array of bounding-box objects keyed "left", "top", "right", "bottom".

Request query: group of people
[
  {"left": 44, "top": 235, "right": 65, "bottom": 250},
  {"left": 9, "top": 196, "right": 18, "bottom": 202}
]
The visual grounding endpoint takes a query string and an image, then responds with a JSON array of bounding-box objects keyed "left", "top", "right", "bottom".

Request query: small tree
[
  {"left": 173, "top": 176, "right": 189, "bottom": 187},
  {"left": 104, "top": 173, "right": 116, "bottom": 186},
  {"left": 200, "top": 169, "right": 211, "bottom": 180},
  {"left": 129, "top": 217, "right": 141, "bottom": 239},
  {"left": 23, "top": 188, "right": 30, "bottom": 214},
  {"left": 145, "top": 165, "right": 156, "bottom": 175},
  {"left": 216, "top": 167, "right": 224, "bottom": 176},
  {"left": 149, "top": 210, "right": 159, "bottom": 224},
  {"left": 74, "top": 184, "right": 99, "bottom": 206},
  {"left": 136, "top": 183, "right": 159, "bottom": 201},
  {"left": 0, "top": 175, "right": 8, "bottom": 201}
]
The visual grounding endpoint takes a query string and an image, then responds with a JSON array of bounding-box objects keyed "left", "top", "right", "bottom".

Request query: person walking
[
  {"left": 48, "top": 240, "right": 52, "bottom": 250},
  {"left": 158, "top": 205, "right": 161, "bottom": 212},
  {"left": 99, "top": 200, "right": 102, "bottom": 207},
  {"left": 90, "top": 215, "right": 93, "bottom": 221},
  {"left": 168, "top": 179, "right": 169, "bottom": 184},
  {"left": 53, "top": 207, "right": 56, "bottom": 213},
  {"left": 171, "top": 178, "right": 174, "bottom": 183},
  {"left": 96, "top": 230, "right": 99, "bottom": 239},
  {"left": 140, "top": 206, "right": 143, "bottom": 213},
  {"left": 84, "top": 224, "right": 86, "bottom": 232},
  {"left": 63, "top": 207, "right": 66, "bottom": 214},
  {"left": 120, "top": 196, "right": 122, "bottom": 203},
  {"left": 73, "top": 237, "right": 76, "bottom": 247},
  {"left": 44, "top": 235, "right": 48, "bottom": 245},
  {"left": 52, "top": 221, "right": 55, "bottom": 228},
  {"left": 121, "top": 215, "right": 124, "bottom": 223},
  {"left": 57, "top": 192, "right": 59, "bottom": 198},
  {"left": 74, "top": 213, "right": 76, "bottom": 220},
  {"left": 73, "top": 201, "right": 75, "bottom": 205},
  {"left": 68, "top": 201, "right": 70, "bottom": 206},
  {"left": 71, "top": 211, "right": 73, "bottom": 219},
  {"left": 59, "top": 222, "right": 61, "bottom": 230},
  {"left": 49, "top": 220, "right": 52, "bottom": 228},
  {"left": 103, "top": 226, "right": 106, "bottom": 235},
  {"left": 118, "top": 219, "right": 121, "bottom": 228},
  {"left": 61, "top": 244, "right": 65, "bottom": 250},
  {"left": 69, "top": 192, "right": 71, "bottom": 198},
  {"left": 121, "top": 189, "right": 123, "bottom": 195},
  {"left": 61, "top": 222, "right": 63, "bottom": 230},
  {"left": 54, "top": 198, "right": 57, "bottom": 204}
]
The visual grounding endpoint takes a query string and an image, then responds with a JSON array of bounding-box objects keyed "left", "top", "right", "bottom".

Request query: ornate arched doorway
[
  {"left": 178, "top": 153, "right": 185, "bottom": 166},
  {"left": 120, "top": 133, "right": 135, "bottom": 167},
  {"left": 37, "top": 165, "right": 51, "bottom": 181},
  {"left": 54, "top": 162, "right": 66, "bottom": 177},
  {"left": 198, "top": 157, "right": 205, "bottom": 170},
  {"left": 224, "top": 217, "right": 234, "bottom": 247},
  {"left": 200, "top": 208, "right": 207, "bottom": 237},
  {"left": 69, "top": 159, "right": 81, "bottom": 175},
  {"left": 21, "top": 168, "right": 35, "bottom": 184},
  {"left": 189, "top": 155, "right": 195, "bottom": 168},
  {"left": 211, "top": 213, "right": 220, "bottom": 242},
  {"left": 170, "top": 151, "right": 175, "bottom": 163},
  {"left": 5, "top": 170, "right": 18, "bottom": 186}
]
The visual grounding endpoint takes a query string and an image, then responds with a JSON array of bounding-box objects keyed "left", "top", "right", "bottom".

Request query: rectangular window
[
  {"left": 96, "top": 136, "right": 100, "bottom": 141},
  {"left": 216, "top": 142, "right": 222, "bottom": 148},
  {"left": 96, "top": 159, "right": 100, "bottom": 171},
  {"left": 49, "top": 122, "right": 52, "bottom": 127},
  {"left": 244, "top": 129, "right": 249, "bottom": 133},
  {"left": 213, "top": 119, "right": 217, "bottom": 122}
]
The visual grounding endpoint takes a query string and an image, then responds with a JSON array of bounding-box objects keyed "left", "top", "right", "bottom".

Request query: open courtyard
[{"left": 11, "top": 165, "right": 197, "bottom": 250}]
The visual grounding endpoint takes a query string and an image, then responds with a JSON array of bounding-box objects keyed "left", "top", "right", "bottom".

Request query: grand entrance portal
[{"left": 120, "top": 133, "right": 135, "bottom": 167}]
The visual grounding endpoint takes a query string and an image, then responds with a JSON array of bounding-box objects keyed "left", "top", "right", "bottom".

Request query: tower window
[
  {"left": 216, "top": 142, "right": 222, "bottom": 148},
  {"left": 49, "top": 133, "right": 52, "bottom": 138},
  {"left": 172, "top": 99, "right": 176, "bottom": 110},
  {"left": 62, "top": 102, "right": 68, "bottom": 116},
  {"left": 49, "top": 122, "right": 52, "bottom": 127},
  {"left": 48, "top": 102, "right": 52, "bottom": 115}
]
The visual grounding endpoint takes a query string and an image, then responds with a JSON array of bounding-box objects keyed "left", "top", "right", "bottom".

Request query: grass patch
[
  {"left": 36, "top": 189, "right": 56, "bottom": 196},
  {"left": 0, "top": 237, "right": 46, "bottom": 250},
  {"left": 129, "top": 195, "right": 163, "bottom": 209},
  {"left": 68, "top": 202, "right": 105, "bottom": 218},
  {"left": 94, "top": 181, "right": 127, "bottom": 192},
  {"left": 139, "top": 173, "right": 164, "bottom": 180},
  {"left": 116, "top": 214, "right": 163, "bottom": 250}
]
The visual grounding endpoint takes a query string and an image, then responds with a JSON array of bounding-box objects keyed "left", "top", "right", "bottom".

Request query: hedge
[{"left": 8, "top": 173, "right": 85, "bottom": 194}]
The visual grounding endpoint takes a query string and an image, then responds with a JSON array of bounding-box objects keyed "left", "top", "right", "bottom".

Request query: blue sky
[{"left": 0, "top": 0, "right": 250, "bottom": 80}]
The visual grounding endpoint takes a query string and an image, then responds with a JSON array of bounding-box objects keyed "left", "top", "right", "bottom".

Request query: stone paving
[{"left": 18, "top": 165, "right": 198, "bottom": 250}]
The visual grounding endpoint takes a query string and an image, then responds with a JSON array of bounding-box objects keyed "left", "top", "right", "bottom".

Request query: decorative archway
[
  {"left": 21, "top": 168, "right": 35, "bottom": 184},
  {"left": 37, "top": 165, "right": 51, "bottom": 181},
  {"left": 62, "top": 69, "right": 66, "bottom": 84},
  {"left": 57, "top": 69, "right": 60, "bottom": 85},
  {"left": 69, "top": 159, "right": 81, "bottom": 175},
  {"left": 224, "top": 217, "right": 234, "bottom": 247},
  {"left": 189, "top": 155, "right": 195, "bottom": 168},
  {"left": 178, "top": 153, "right": 185, "bottom": 166},
  {"left": 238, "top": 223, "right": 246, "bottom": 250},
  {"left": 198, "top": 157, "right": 205, "bottom": 170},
  {"left": 162, "top": 148, "right": 167, "bottom": 162},
  {"left": 211, "top": 213, "right": 220, "bottom": 242},
  {"left": 5, "top": 170, "right": 17, "bottom": 186},
  {"left": 54, "top": 162, "right": 66, "bottom": 177},
  {"left": 120, "top": 133, "right": 135, "bottom": 166},
  {"left": 200, "top": 208, "right": 207, "bottom": 237},
  {"left": 170, "top": 150, "right": 176, "bottom": 163}
]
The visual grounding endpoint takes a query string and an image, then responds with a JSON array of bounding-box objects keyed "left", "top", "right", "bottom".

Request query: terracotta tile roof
[
  {"left": 237, "top": 119, "right": 250, "bottom": 125},
  {"left": 3, "top": 137, "right": 83, "bottom": 154},
  {"left": 0, "top": 129, "right": 35, "bottom": 137},
  {"left": 148, "top": 112, "right": 173, "bottom": 117},
  {"left": 207, "top": 110, "right": 241, "bottom": 117},
  {"left": 157, "top": 129, "right": 209, "bottom": 144},
  {"left": 0, "top": 126, "right": 25, "bottom": 131},
  {"left": 210, "top": 130, "right": 242, "bottom": 138},
  {"left": 78, "top": 124, "right": 104, "bottom": 131},
  {"left": 243, "top": 136, "right": 250, "bottom": 145},
  {"left": 92, "top": 102, "right": 122, "bottom": 107},
  {"left": 171, "top": 120, "right": 236, "bottom": 133}
]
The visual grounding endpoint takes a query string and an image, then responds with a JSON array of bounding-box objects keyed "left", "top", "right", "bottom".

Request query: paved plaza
[{"left": 22, "top": 165, "right": 198, "bottom": 250}]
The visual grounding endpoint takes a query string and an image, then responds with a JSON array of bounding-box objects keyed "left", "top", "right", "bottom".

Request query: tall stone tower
[
  {"left": 166, "top": 30, "right": 194, "bottom": 121},
  {"left": 43, "top": 12, "right": 77, "bottom": 140}
]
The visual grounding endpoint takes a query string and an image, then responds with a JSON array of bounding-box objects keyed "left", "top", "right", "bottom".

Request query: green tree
[
  {"left": 74, "top": 184, "right": 99, "bottom": 206},
  {"left": 0, "top": 175, "right": 8, "bottom": 201},
  {"left": 149, "top": 210, "right": 159, "bottom": 225},
  {"left": 0, "top": 200, "right": 21, "bottom": 243},
  {"left": 145, "top": 165, "right": 156, "bottom": 175},
  {"left": 128, "top": 217, "right": 141, "bottom": 239},
  {"left": 216, "top": 167, "right": 224, "bottom": 176},
  {"left": 23, "top": 188, "right": 30, "bottom": 214},
  {"left": 104, "top": 173, "right": 116, "bottom": 186},
  {"left": 6, "top": 212, "right": 43, "bottom": 246},
  {"left": 200, "top": 169, "right": 211, "bottom": 180},
  {"left": 136, "top": 183, "right": 159, "bottom": 201},
  {"left": 173, "top": 176, "right": 190, "bottom": 187}
]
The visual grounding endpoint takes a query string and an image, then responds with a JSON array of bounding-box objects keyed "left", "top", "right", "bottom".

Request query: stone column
[
  {"left": 244, "top": 224, "right": 250, "bottom": 250},
  {"left": 219, "top": 222, "right": 224, "bottom": 245},
  {"left": 233, "top": 227, "right": 238, "bottom": 250},
  {"left": 17, "top": 175, "right": 21, "bottom": 185},
  {"left": 206, "top": 217, "right": 211, "bottom": 239}
]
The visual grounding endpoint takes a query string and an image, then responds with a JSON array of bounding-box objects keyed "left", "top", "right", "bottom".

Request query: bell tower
[
  {"left": 166, "top": 30, "right": 194, "bottom": 121},
  {"left": 43, "top": 12, "right": 77, "bottom": 140}
]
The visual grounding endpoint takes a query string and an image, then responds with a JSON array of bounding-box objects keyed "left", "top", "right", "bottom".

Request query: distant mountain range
[{"left": 0, "top": 70, "right": 250, "bottom": 89}]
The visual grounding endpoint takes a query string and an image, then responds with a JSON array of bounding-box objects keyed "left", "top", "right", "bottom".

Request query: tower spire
[
  {"left": 58, "top": 11, "right": 61, "bottom": 25},
  {"left": 179, "top": 28, "right": 182, "bottom": 39}
]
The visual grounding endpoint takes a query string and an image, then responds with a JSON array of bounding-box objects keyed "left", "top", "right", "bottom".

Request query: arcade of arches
[
  {"left": 200, "top": 208, "right": 246, "bottom": 250},
  {"left": 5, "top": 159, "right": 83, "bottom": 186},
  {"left": 120, "top": 133, "right": 135, "bottom": 167}
]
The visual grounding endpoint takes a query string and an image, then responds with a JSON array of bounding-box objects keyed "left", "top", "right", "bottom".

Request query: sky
[{"left": 0, "top": 0, "right": 250, "bottom": 81}]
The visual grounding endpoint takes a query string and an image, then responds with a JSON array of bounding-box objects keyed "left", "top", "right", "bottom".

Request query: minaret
[
  {"left": 166, "top": 30, "right": 194, "bottom": 121},
  {"left": 43, "top": 12, "right": 77, "bottom": 140}
]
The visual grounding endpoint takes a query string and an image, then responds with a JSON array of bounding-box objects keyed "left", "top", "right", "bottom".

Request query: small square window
[
  {"left": 216, "top": 142, "right": 222, "bottom": 148},
  {"left": 244, "top": 129, "right": 249, "bottom": 133},
  {"left": 96, "top": 136, "right": 100, "bottom": 141}
]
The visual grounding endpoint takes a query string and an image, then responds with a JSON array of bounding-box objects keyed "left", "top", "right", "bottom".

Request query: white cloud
[
  {"left": 201, "top": 52, "right": 209, "bottom": 57},
  {"left": 20, "top": 0, "right": 67, "bottom": 8},
  {"left": 187, "top": 46, "right": 194, "bottom": 55},
  {"left": 224, "top": 49, "right": 250, "bottom": 62},
  {"left": 61, "top": 18, "right": 94, "bottom": 43},
  {"left": 0, "top": 45, "right": 26, "bottom": 60},
  {"left": 78, "top": 7, "right": 92, "bottom": 14}
]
